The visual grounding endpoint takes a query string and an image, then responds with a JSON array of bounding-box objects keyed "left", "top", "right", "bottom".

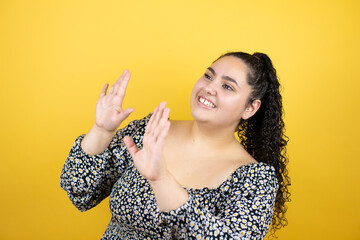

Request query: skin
[
  {"left": 81, "top": 56, "right": 262, "bottom": 212},
  {"left": 81, "top": 70, "right": 134, "bottom": 155}
]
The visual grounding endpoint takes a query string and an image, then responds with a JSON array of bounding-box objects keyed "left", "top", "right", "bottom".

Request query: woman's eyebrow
[
  {"left": 207, "top": 67, "right": 239, "bottom": 86},
  {"left": 223, "top": 75, "right": 239, "bottom": 86},
  {"left": 207, "top": 67, "right": 216, "bottom": 75}
]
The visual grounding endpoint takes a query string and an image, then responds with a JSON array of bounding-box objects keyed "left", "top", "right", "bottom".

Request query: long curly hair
[{"left": 216, "top": 52, "right": 291, "bottom": 238}]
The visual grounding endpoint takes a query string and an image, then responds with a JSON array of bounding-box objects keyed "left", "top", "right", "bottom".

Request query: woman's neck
[{"left": 188, "top": 120, "right": 238, "bottom": 149}]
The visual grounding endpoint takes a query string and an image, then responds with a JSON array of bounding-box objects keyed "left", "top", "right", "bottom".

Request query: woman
[{"left": 60, "top": 51, "right": 290, "bottom": 239}]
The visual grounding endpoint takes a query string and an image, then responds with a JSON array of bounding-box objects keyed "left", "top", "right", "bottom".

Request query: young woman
[{"left": 60, "top": 52, "right": 290, "bottom": 239}]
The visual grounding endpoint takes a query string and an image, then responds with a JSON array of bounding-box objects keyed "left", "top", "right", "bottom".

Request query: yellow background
[{"left": 1, "top": 0, "right": 359, "bottom": 239}]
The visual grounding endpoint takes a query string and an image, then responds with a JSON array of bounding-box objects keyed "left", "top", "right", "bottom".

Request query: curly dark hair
[{"left": 216, "top": 52, "right": 291, "bottom": 238}]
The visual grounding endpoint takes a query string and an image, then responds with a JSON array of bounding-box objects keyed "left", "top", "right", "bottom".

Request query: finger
[
  {"left": 156, "top": 120, "right": 171, "bottom": 147},
  {"left": 116, "top": 70, "right": 131, "bottom": 100},
  {"left": 108, "top": 85, "right": 115, "bottom": 95},
  {"left": 118, "top": 107, "right": 134, "bottom": 122},
  {"left": 100, "top": 83, "right": 109, "bottom": 97},
  {"left": 114, "top": 69, "right": 128, "bottom": 85},
  {"left": 145, "top": 105, "right": 159, "bottom": 134},
  {"left": 113, "top": 69, "right": 128, "bottom": 93},
  {"left": 123, "top": 136, "right": 139, "bottom": 158},
  {"left": 106, "top": 69, "right": 128, "bottom": 97},
  {"left": 149, "top": 102, "right": 166, "bottom": 135},
  {"left": 152, "top": 107, "right": 170, "bottom": 140}
]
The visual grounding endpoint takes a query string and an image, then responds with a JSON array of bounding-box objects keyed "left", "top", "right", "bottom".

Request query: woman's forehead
[{"left": 210, "top": 56, "right": 249, "bottom": 81}]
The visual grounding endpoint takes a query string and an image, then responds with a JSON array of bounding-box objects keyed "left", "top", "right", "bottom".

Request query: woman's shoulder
[
  {"left": 237, "top": 162, "right": 278, "bottom": 192},
  {"left": 241, "top": 162, "right": 275, "bottom": 174}
]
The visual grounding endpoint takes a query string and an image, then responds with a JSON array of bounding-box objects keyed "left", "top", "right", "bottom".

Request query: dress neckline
[{"left": 183, "top": 162, "right": 266, "bottom": 192}]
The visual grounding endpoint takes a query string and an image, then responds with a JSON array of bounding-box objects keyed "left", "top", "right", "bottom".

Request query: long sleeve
[
  {"left": 60, "top": 114, "right": 151, "bottom": 212},
  {"left": 156, "top": 163, "right": 278, "bottom": 240}
]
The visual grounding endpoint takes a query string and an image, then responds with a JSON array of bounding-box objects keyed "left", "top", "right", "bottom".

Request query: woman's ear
[{"left": 241, "top": 99, "right": 261, "bottom": 120}]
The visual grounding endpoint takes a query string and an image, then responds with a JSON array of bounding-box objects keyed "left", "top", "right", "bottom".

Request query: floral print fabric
[{"left": 60, "top": 114, "right": 278, "bottom": 240}]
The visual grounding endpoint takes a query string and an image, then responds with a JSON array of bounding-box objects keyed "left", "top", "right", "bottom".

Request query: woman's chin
[{"left": 190, "top": 108, "right": 213, "bottom": 122}]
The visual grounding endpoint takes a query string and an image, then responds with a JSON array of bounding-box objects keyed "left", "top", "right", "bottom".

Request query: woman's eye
[
  {"left": 204, "top": 73, "right": 211, "bottom": 80},
  {"left": 222, "top": 84, "right": 233, "bottom": 91}
]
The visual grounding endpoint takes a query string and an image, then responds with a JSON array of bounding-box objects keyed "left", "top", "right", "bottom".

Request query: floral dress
[{"left": 60, "top": 114, "right": 278, "bottom": 240}]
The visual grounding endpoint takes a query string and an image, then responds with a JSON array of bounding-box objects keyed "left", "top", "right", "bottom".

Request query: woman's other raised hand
[
  {"left": 95, "top": 69, "right": 134, "bottom": 133},
  {"left": 124, "top": 102, "right": 190, "bottom": 212},
  {"left": 80, "top": 70, "right": 134, "bottom": 155},
  {"left": 124, "top": 102, "right": 171, "bottom": 183}
]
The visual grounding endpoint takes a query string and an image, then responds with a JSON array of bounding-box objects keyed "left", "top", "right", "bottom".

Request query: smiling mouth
[{"left": 198, "top": 96, "right": 216, "bottom": 108}]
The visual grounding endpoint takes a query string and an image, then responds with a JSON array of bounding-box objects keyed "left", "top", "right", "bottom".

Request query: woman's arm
[
  {"left": 60, "top": 69, "right": 137, "bottom": 211},
  {"left": 149, "top": 170, "right": 189, "bottom": 212},
  {"left": 60, "top": 115, "right": 151, "bottom": 211},
  {"left": 156, "top": 164, "right": 279, "bottom": 239},
  {"left": 82, "top": 69, "right": 134, "bottom": 155},
  {"left": 124, "top": 103, "right": 278, "bottom": 238},
  {"left": 124, "top": 102, "right": 189, "bottom": 211},
  {"left": 80, "top": 124, "right": 116, "bottom": 156},
  {"left": 60, "top": 134, "right": 115, "bottom": 211}
]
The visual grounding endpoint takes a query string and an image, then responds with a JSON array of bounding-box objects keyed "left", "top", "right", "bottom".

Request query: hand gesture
[
  {"left": 95, "top": 70, "right": 134, "bottom": 133},
  {"left": 124, "top": 102, "right": 171, "bottom": 183}
]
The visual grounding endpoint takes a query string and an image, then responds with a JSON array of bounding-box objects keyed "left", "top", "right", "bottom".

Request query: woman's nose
[{"left": 204, "top": 81, "right": 217, "bottom": 96}]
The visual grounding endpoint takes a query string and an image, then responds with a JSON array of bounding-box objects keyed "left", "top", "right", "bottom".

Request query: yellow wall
[{"left": 1, "top": 0, "right": 359, "bottom": 239}]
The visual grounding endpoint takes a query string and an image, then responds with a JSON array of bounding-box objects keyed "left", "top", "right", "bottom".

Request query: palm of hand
[
  {"left": 94, "top": 70, "right": 134, "bottom": 132},
  {"left": 129, "top": 141, "right": 165, "bottom": 182},
  {"left": 95, "top": 94, "right": 125, "bottom": 131},
  {"left": 124, "top": 102, "right": 171, "bottom": 183}
]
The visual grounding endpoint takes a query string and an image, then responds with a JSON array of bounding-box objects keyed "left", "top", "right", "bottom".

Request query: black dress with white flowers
[{"left": 60, "top": 114, "right": 278, "bottom": 240}]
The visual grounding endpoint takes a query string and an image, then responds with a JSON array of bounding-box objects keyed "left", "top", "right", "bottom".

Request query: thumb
[
  {"left": 123, "top": 136, "right": 139, "bottom": 158},
  {"left": 118, "top": 108, "right": 134, "bottom": 122}
]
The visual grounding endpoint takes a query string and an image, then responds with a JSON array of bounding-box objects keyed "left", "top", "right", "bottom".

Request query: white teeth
[{"left": 199, "top": 97, "right": 215, "bottom": 108}]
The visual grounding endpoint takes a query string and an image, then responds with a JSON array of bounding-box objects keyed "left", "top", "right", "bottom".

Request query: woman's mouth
[{"left": 198, "top": 96, "right": 216, "bottom": 108}]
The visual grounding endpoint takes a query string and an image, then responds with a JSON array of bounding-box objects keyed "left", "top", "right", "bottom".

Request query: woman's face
[{"left": 190, "top": 56, "right": 257, "bottom": 129}]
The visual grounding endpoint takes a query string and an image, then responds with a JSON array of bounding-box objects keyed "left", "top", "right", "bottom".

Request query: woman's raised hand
[
  {"left": 95, "top": 70, "right": 134, "bottom": 133},
  {"left": 124, "top": 102, "right": 171, "bottom": 183}
]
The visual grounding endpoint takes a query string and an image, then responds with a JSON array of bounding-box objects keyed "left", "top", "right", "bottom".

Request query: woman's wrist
[
  {"left": 92, "top": 123, "right": 117, "bottom": 136},
  {"left": 149, "top": 172, "right": 189, "bottom": 212},
  {"left": 80, "top": 124, "right": 116, "bottom": 156}
]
